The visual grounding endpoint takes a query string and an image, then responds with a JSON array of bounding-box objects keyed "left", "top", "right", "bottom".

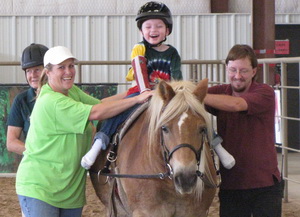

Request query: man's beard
[
  {"left": 232, "top": 85, "right": 246, "bottom": 93},
  {"left": 231, "top": 79, "right": 246, "bottom": 93}
]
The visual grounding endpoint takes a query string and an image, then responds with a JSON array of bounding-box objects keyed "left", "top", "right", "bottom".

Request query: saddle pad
[{"left": 112, "top": 101, "right": 149, "bottom": 143}]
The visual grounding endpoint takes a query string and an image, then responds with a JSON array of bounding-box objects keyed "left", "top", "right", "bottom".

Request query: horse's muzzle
[{"left": 174, "top": 171, "right": 198, "bottom": 194}]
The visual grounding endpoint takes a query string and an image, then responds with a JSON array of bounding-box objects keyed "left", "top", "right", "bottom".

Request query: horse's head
[{"left": 147, "top": 79, "right": 213, "bottom": 195}]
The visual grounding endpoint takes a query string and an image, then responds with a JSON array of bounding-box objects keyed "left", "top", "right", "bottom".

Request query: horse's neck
[{"left": 120, "top": 110, "right": 165, "bottom": 172}]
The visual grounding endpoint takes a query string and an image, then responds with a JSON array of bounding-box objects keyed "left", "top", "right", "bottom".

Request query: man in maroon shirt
[{"left": 205, "top": 44, "right": 282, "bottom": 217}]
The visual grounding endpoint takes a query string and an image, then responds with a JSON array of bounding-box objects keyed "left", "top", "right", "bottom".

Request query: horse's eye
[
  {"left": 200, "top": 127, "right": 207, "bottom": 134},
  {"left": 162, "top": 126, "right": 169, "bottom": 133}
]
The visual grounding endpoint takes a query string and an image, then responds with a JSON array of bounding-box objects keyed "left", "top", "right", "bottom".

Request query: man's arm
[
  {"left": 6, "top": 126, "right": 25, "bottom": 155},
  {"left": 204, "top": 93, "right": 248, "bottom": 112}
]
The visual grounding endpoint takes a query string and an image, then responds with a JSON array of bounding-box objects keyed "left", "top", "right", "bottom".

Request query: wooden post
[
  {"left": 211, "top": 0, "right": 229, "bottom": 13},
  {"left": 252, "top": 0, "right": 275, "bottom": 84}
]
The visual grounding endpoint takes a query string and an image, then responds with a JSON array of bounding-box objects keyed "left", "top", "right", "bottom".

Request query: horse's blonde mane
[
  {"left": 147, "top": 80, "right": 212, "bottom": 148},
  {"left": 146, "top": 80, "right": 218, "bottom": 198}
]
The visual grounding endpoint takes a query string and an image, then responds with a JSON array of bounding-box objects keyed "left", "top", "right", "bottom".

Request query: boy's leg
[
  {"left": 81, "top": 132, "right": 109, "bottom": 170},
  {"left": 98, "top": 92, "right": 141, "bottom": 139},
  {"left": 81, "top": 92, "right": 140, "bottom": 170}
]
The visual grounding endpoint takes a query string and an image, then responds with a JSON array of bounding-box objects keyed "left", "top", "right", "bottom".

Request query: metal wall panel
[
  {"left": 276, "top": 14, "right": 300, "bottom": 24},
  {"left": 0, "top": 0, "right": 211, "bottom": 16},
  {"left": 0, "top": 14, "right": 253, "bottom": 90},
  {"left": 1, "top": 13, "right": 299, "bottom": 90},
  {"left": 229, "top": 0, "right": 300, "bottom": 13}
]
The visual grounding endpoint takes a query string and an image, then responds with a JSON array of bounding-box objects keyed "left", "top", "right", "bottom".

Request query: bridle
[
  {"left": 160, "top": 126, "right": 220, "bottom": 188},
  {"left": 95, "top": 125, "right": 219, "bottom": 187},
  {"left": 160, "top": 126, "right": 205, "bottom": 167},
  {"left": 159, "top": 126, "right": 220, "bottom": 188}
]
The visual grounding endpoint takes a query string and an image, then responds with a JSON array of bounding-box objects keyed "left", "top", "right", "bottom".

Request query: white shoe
[
  {"left": 81, "top": 134, "right": 108, "bottom": 170},
  {"left": 81, "top": 156, "right": 93, "bottom": 170}
]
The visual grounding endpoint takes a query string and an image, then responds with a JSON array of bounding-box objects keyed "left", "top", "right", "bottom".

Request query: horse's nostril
[
  {"left": 175, "top": 172, "right": 197, "bottom": 192},
  {"left": 174, "top": 175, "right": 181, "bottom": 186},
  {"left": 188, "top": 174, "right": 197, "bottom": 186}
]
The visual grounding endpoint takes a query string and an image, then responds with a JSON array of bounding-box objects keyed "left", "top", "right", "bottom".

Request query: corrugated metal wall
[
  {"left": 0, "top": 14, "right": 251, "bottom": 88},
  {"left": 1, "top": 13, "right": 300, "bottom": 92}
]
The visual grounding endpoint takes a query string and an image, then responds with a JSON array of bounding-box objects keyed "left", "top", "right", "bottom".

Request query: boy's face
[{"left": 141, "top": 19, "right": 169, "bottom": 44}]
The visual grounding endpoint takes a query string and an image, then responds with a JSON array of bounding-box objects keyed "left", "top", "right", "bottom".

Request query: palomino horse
[{"left": 90, "top": 79, "right": 220, "bottom": 217}]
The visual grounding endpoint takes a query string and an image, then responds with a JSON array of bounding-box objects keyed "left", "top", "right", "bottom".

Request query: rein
[
  {"left": 96, "top": 132, "right": 173, "bottom": 180},
  {"left": 90, "top": 130, "right": 174, "bottom": 181},
  {"left": 98, "top": 168, "right": 171, "bottom": 180}
]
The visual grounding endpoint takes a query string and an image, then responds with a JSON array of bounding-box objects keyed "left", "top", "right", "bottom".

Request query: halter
[
  {"left": 160, "top": 126, "right": 205, "bottom": 166},
  {"left": 160, "top": 126, "right": 211, "bottom": 183}
]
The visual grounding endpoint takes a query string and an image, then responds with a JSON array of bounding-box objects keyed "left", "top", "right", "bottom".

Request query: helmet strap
[
  {"left": 24, "top": 71, "right": 30, "bottom": 84},
  {"left": 143, "top": 37, "right": 167, "bottom": 48}
]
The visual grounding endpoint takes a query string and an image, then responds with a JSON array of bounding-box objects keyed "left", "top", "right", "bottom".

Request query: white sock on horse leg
[{"left": 81, "top": 139, "right": 104, "bottom": 170}]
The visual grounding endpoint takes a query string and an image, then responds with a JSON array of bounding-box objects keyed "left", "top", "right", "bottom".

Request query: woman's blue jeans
[{"left": 18, "top": 195, "right": 83, "bottom": 217}]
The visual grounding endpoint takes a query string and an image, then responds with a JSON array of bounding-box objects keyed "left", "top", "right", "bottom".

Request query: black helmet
[
  {"left": 21, "top": 43, "right": 49, "bottom": 70},
  {"left": 136, "top": 1, "right": 173, "bottom": 34}
]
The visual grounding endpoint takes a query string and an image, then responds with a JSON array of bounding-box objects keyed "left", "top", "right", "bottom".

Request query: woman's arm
[
  {"left": 6, "top": 126, "right": 25, "bottom": 155},
  {"left": 89, "top": 90, "right": 152, "bottom": 121}
]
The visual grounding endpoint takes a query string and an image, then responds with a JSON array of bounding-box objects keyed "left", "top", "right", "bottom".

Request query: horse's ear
[
  {"left": 158, "top": 80, "right": 176, "bottom": 104},
  {"left": 193, "top": 78, "right": 208, "bottom": 103}
]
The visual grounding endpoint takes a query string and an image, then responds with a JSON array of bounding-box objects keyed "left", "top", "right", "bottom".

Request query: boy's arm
[{"left": 126, "top": 44, "right": 146, "bottom": 81}]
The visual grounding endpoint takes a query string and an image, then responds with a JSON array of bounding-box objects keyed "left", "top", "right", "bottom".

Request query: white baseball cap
[{"left": 43, "top": 46, "right": 76, "bottom": 67}]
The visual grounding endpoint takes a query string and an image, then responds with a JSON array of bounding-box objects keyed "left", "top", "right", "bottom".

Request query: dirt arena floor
[{"left": 1, "top": 177, "right": 299, "bottom": 217}]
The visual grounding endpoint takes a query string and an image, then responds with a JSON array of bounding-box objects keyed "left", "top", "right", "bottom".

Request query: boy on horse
[
  {"left": 81, "top": 1, "right": 182, "bottom": 170},
  {"left": 81, "top": 1, "right": 235, "bottom": 171}
]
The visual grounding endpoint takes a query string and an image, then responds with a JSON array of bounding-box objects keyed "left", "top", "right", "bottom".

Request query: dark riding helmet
[
  {"left": 136, "top": 1, "right": 173, "bottom": 34},
  {"left": 21, "top": 43, "right": 49, "bottom": 70}
]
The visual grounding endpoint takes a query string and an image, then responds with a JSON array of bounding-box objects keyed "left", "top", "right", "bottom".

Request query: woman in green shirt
[{"left": 16, "top": 46, "right": 152, "bottom": 217}]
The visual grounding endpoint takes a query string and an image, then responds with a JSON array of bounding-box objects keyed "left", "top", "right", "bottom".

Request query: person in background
[
  {"left": 6, "top": 43, "right": 48, "bottom": 155},
  {"left": 81, "top": 1, "right": 182, "bottom": 170},
  {"left": 204, "top": 44, "right": 282, "bottom": 217},
  {"left": 16, "top": 46, "right": 152, "bottom": 217}
]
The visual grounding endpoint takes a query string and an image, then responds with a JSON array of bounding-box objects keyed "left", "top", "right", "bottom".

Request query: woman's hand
[{"left": 135, "top": 90, "right": 154, "bottom": 104}]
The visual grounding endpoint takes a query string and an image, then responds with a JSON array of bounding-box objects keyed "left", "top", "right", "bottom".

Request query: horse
[{"left": 90, "top": 78, "right": 220, "bottom": 217}]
